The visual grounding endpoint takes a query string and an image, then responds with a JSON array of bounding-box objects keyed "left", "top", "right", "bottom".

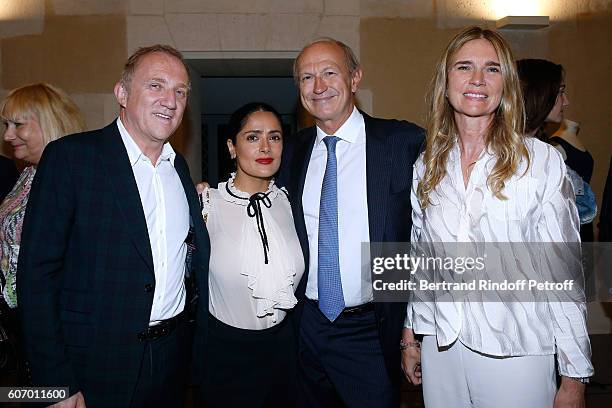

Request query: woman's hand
[
  {"left": 553, "top": 377, "right": 586, "bottom": 408},
  {"left": 196, "top": 181, "right": 210, "bottom": 194},
  {"left": 400, "top": 328, "right": 422, "bottom": 385}
]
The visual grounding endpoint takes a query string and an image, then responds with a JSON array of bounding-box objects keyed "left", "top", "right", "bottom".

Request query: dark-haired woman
[
  {"left": 517, "top": 58, "right": 596, "bottom": 239},
  {"left": 199, "top": 103, "right": 304, "bottom": 407}
]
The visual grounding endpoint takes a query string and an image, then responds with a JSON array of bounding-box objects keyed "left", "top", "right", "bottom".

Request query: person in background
[
  {"left": 199, "top": 102, "right": 304, "bottom": 407},
  {"left": 517, "top": 60, "right": 597, "bottom": 225},
  {"left": 0, "top": 82, "right": 84, "bottom": 383},
  {"left": 1, "top": 83, "right": 85, "bottom": 309},
  {"left": 17, "top": 45, "right": 210, "bottom": 407},
  {"left": 517, "top": 58, "right": 596, "bottom": 239},
  {"left": 0, "top": 155, "right": 18, "bottom": 202},
  {"left": 402, "top": 27, "right": 593, "bottom": 408}
]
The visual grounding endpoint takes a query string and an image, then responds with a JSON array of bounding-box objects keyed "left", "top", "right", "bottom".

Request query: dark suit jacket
[
  {"left": 280, "top": 111, "right": 424, "bottom": 383},
  {"left": 17, "top": 122, "right": 210, "bottom": 407},
  {"left": 0, "top": 154, "right": 18, "bottom": 202}
]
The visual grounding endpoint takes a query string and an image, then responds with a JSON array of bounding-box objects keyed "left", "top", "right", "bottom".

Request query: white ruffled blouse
[{"left": 202, "top": 174, "right": 305, "bottom": 330}]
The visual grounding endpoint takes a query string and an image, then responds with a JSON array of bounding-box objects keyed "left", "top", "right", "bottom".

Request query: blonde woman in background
[
  {"left": 401, "top": 27, "right": 592, "bottom": 407},
  {"left": 0, "top": 83, "right": 84, "bottom": 381},
  {"left": 1, "top": 83, "right": 85, "bottom": 309}
]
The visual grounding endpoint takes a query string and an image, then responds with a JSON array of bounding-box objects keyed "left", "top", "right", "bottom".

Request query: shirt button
[{"left": 144, "top": 283, "right": 154, "bottom": 293}]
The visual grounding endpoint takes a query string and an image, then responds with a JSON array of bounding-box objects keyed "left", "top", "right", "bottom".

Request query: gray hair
[
  {"left": 119, "top": 44, "right": 191, "bottom": 91},
  {"left": 293, "top": 37, "right": 360, "bottom": 84}
]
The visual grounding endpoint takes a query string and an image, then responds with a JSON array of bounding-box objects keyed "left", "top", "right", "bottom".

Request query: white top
[
  {"left": 303, "top": 107, "right": 371, "bottom": 307},
  {"left": 203, "top": 175, "right": 305, "bottom": 330},
  {"left": 117, "top": 118, "right": 188, "bottom": 323},
  {"left": 405, "top": 137, "right": 593, "bottom": 378}
]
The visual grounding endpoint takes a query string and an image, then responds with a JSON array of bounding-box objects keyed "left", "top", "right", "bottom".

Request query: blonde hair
[
  {"left": 418, "top": 26, "right": 528, "bottom": 208},
  {"left": 1, "top": 83, "right": 85, "bottom": 148}
]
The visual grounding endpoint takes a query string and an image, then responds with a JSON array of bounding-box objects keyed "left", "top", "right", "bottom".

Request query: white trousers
[{"left": 421, "top": 335, "right": 557, "bottom": 408}]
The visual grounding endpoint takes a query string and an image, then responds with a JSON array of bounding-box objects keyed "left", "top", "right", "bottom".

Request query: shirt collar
[
  {"left": 315, "top": 106, "right": 363, "bottom": 145},
  {"left": 116, "top": 117, "right": 176, "bottom": 167}
]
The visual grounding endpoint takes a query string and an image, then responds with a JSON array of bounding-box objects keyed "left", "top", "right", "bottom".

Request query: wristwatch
[{"left": 570, "top": 377, "right": 590, "bottom": 384}]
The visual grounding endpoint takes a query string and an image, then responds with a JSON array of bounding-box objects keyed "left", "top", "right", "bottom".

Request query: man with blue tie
[{"left": 281, "top": 38, "right": 424, "bottom": 407}]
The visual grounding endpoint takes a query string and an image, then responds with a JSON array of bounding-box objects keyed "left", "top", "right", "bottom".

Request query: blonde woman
[
  {"left": 401, "top": 27, "right": 592, "bottom": 407},
  {"left": 1, "top": 83, "right": 85, "bottom": 308},
  {"left": 0, "top": 83, "right": 84, "bottom": 382}
]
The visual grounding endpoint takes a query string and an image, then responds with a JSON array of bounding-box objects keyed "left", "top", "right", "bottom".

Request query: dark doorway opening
[{"left": 192, "top": 57, "right": 300, "bottom": 186}]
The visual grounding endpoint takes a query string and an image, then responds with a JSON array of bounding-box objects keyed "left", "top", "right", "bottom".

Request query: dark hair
[
  {"left": 516, "top": 58, "right": 564, "bottom": 134},
  {"left": 227, "top": 102, "right": 283, "bottom": 144},
  {"left": 120, "top": 44, "right": 190, "bottom": 91}
]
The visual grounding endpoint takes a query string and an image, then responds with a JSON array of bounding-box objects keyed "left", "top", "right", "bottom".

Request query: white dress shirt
[
  {"left": 303, "top": 107, "right": 371, "bottom": 307},
  {"left": 405, "top": 137, "right": 593, "bottom": 378},
  {"left": 117, "top": 118, "right": 189, "bottom": 324}
]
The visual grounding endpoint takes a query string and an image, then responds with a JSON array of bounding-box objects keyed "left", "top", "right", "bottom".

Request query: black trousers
[
  {"left": 297, "top": 300, "right": 398, "bottom": 408},
  {"left": 201, "top": 313, "right": 297, "bottom": 408},
  {"left": 130, "top": 318, "right": 192, "bottom": 408}
]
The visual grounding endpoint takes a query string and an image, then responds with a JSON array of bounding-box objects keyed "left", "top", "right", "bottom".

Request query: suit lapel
[
  {"left": 364, "top": 113, "right": 392, "bottom": 243},
  {"left": 98, "top": 122, "right": 154, "bottom": 274},
  {"left": 293, "top": 128, "right": 316, "bottom": 216},
  {"left": 290, "top": 128, "right": 316, "bottom": 294},
  {"left": 174, "top": 155, "right": 206, "bottom": 243},
  {"left": 174, "top": 155, "right": 210, "bottom": 283}
]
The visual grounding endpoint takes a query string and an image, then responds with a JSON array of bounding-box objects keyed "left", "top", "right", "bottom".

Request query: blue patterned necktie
[{"left": 318, "top": 136, "right": 345, "bottom": 321}]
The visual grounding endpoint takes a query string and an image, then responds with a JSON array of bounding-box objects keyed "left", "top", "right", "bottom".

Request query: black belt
[
  {"left": 306, "top": 298, "right": 375, "bottom": 317},
  {"left": 137, "top": 311, "right": 185, "bottom": 341}
]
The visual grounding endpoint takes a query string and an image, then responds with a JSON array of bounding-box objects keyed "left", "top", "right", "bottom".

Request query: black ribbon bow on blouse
[{"left": 225, "top": 183, "right": 272, "bottom": 264}]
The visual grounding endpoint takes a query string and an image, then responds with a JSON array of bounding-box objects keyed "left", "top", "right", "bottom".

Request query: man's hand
[
  {"left": 553, "top": 376, "right": 586, "bottom": 408},
  {"left": 49, "top": 391, "right": 86, "bottom": 408},
  {"left": 196, "top": 181, "right": 209, "bottom": 194},
  {"left": 400, "top": 328, "right": 422, "bottom": 385}
]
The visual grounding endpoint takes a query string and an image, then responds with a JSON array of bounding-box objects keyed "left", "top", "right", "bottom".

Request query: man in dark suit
[
  {"left": 281, "top": 38, "right": 424, "bottom": 407},
  {"left": 0, "top": 154, "right": 18, "bottom": 202},
  {"left": 18, "top": 45, "right": 209, "bottom": 408}
]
